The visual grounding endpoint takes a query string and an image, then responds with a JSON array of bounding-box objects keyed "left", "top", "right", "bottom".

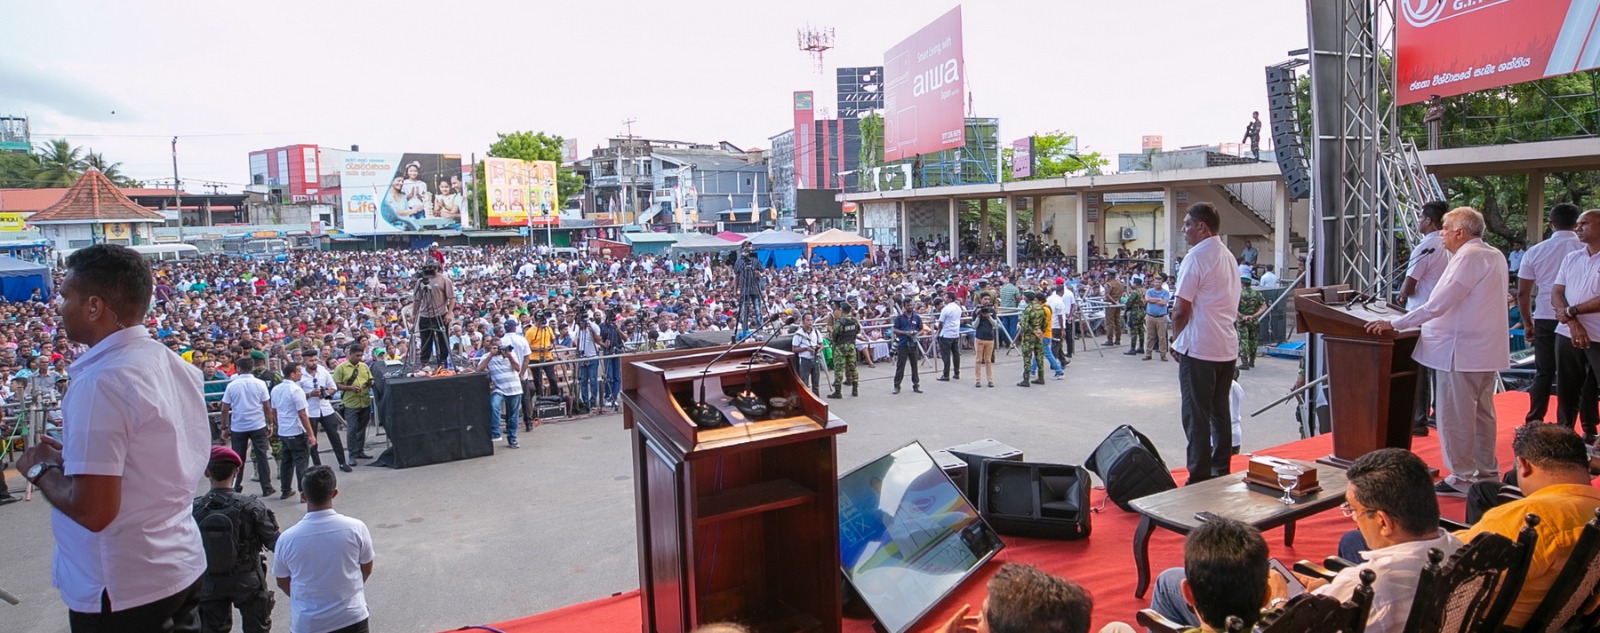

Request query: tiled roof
[
  {"left": 0, "top": 187, "right": 178, "bottom": 214},
  {"left": 25, "top": 170, "right": 166, "bottom": 223}
]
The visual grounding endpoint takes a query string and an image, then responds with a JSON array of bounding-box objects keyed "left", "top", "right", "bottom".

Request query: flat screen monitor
[{"left": 838, "top": 441, "right": 1004, "bottom": 633}]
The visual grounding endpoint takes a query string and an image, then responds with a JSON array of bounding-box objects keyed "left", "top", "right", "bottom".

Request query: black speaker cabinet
[
  {"left": 977, "top": 461, "right": 1092, "bottom": 540},
  {"left": 373, "top": 373, "right": 493, "bottom": 469},
  {"left": 930, "top": 448, "right": 970, "bottom": 497},
  {"left": 944, "top": 439, "right": 1023, "bottom": 503}
]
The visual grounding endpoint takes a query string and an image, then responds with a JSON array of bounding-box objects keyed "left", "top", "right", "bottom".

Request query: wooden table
[{"left": 1127, "top": 459, "right": 1349, "bottom": 598}]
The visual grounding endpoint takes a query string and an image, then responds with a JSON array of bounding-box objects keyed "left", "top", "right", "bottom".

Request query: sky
[{"left": 3, "top": 1, "right": 1309, "bottom": 192}]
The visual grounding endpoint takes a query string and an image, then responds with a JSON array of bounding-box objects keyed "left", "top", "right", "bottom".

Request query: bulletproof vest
[{"left": 194, "top": 491, "right": 258, "bottom": 577}]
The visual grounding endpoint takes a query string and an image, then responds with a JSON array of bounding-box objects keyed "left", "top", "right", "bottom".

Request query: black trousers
[
  {"left": 343, "top": 405, "right": 373, "bottom": 458},
  {"left": 418, "top": 315, "right": 448, "bottom": 366},
  {"left": 230, "top": 429, "right": 272, "bottom": 495},
  {"left": 894, "top": 341, "right": 920, "bottom": 388},
  {"left": 1554, "top": 334, "right": 1600, "bottom": 435},
  {"left": 529, "top": 362, "right": 559, "bottom": 396},
  {"left": 796, "top": 356, "right": 820, "bottom": 394},
  {"left": 277, "top": 435, "right": 309, "bottom": 493},
  {"left": 937, "top": 337, "right": 961, "bottom": 378},
  {"left": 307, "top": 414, "right": 347, "bottom": 468},
  {"left": 69, "top": 577, "right": 202, "bottom": 633},
  {"left": 1413, "top": 366, "right": 1436, "bottom": 431},
  {"left": 198, "top": 573, "right": 272, "bottom": 633},
  {"left": 326, "top": 619, "right": 370, "bottom": 633},
  {"left": 1527, "top": 319, "right": 1558, "bottom": 422},
  {"left": 1177, "top": 352, "right": 1236, "bottom": 483}
]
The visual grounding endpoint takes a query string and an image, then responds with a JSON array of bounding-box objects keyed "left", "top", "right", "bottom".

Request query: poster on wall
[
  {"left": 340, "top": 152, "right": 465, "bottom": 235},
  {"left": 483, "top": 157, "right": 559, "bottom": 227},
  {"left": 1395, "top": 0, "right": 1592, "bottom": 105}
]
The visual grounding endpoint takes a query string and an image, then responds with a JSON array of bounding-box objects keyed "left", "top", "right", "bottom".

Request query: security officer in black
[{"left": 193, "top": 446, "right": 280, "bottom": 633}]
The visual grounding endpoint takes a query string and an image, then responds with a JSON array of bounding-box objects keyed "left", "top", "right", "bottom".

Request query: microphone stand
[
  {"left": 1362, "top": 247, "right": 1437, "bottom": 311},
  {"left": 689, "top": 313, "right": 783, "bottom": 429},
  {"left": 730, "top": 316, "right": 797, "bottom": 419}
]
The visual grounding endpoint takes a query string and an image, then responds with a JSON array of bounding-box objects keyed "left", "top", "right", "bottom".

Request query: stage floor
[{"left": 468, "top": 392, "right": 1544, "bottom": 633}]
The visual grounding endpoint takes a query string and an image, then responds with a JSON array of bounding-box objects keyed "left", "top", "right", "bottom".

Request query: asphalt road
[{"left": 0, "top": 339, "right": 1305, "bottom": 632}]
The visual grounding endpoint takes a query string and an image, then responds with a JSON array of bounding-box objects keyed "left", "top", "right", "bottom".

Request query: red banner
[
  {"left": 1396, "top": 0, "right": 1591, "bottom": 105},
  {"left": 883, "top": 6, "right": 966, "bottom": 162}
]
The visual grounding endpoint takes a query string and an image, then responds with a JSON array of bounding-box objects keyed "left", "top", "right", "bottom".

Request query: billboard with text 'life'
[
  {"left": 883, "top": 6, "right": 966, "bottom": 162},
  {"left": 340, "top": 153, "right": 464, "bottom": 235},
  {"left": 1396, "top": 0, "right": 1599, "bottom": 105}
]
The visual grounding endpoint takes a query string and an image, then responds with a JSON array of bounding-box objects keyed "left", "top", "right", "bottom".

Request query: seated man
[
  {"left": 1147, "top": 518, "right": 1272, "bottom": 632},
  {"left": 1275, "top": 448, "right": 1463, "bottom": 633},
  {"left": 1453, "top": 422, "right": 1600, "bottom": 628},
  {"left": 938, "top": 562, "right": 1115, "bottom": 633}
]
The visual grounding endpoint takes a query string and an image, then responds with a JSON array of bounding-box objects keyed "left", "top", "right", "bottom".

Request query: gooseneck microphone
[{"left": 688, "top": 312, "right": 790, "bottom": 429}]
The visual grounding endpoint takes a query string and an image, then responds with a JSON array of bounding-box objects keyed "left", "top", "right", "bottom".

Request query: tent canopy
[
  {"left": 745, "top": 229, "right": 806, "bottom": 248},
  {"left": 803, "top": 228, "right": 871, "bottom": 247},
  {"left": 803, "top": 229, "right": 872, "bottom": 266},
  {"left": 714, "top": 231, "right": 747, "bottom": 243},
  {"left": 671, "top": 233, "right": 742, "bottom": 253},
  {"left": 623, "top": 231, "right": 678, "bottom": 256},
  {"left": 0, "top": 256, "right": 52, "bottom": 301}
]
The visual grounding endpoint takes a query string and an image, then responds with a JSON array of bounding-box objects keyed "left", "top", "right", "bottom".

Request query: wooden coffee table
[{"left": 1127, "top": 459, "right": 1349, "bottom": 598}]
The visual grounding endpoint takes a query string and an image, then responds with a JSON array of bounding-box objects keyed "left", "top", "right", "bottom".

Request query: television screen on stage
[
  {"left": 838, "top": 441, "right": 1004, "bottom": 633},
  {"left": 882, "top": 6, "right": 966, "bottom": 161},
  {"left": 1396, "top": 1, "right": 1594, "bottom": 105}
]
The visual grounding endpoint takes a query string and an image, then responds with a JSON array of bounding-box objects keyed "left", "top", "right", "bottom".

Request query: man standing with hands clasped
[
  {"left": 935, "top": 291, "right": 963, "bottom": 382},
  {"left": 891, "top": 300, "right": 925, "bottom": 394},
  {"left": 1172, "top": 203, "right": 1242, "bottom": 484},
  {"left": 1367, "top": 207, "right": 1510, "bottom": 496}
]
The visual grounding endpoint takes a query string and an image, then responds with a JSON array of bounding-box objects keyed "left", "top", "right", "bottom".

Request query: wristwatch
[
  {"left": 26, "top": 461, "right": 60, "bottom": 484},
  {"left": 1569, "top": 306, "right": 1580, "bottom": 318}
]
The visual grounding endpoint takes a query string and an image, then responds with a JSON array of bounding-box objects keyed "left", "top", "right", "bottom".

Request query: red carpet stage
[{"left": 463, "top": 392, "right": 1541, "bottom": 633}]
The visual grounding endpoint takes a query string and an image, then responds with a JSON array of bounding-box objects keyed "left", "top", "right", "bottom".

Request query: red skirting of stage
[{"left": 469, "top": 392, "right": 1535, "bottom": 633}]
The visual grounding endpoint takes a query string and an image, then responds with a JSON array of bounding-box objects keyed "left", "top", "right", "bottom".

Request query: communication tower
[{"left": 797, "top": 25, "right": 834, "bottom": 74}]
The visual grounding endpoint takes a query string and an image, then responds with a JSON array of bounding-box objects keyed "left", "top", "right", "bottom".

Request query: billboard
[
  {"left": 1010, "top": 137, "right": 1034, "bottom": 179},
  {"left": 1396, "top": 0, "right": 1592, "bottom": 105},
  {"left": 882, "top": 6, "right": 966, "bottom": 162},
  {"left": 340, "top": 153, "right": 465, "bottom": 235},
  {"left": 483, "top": 157, "right": 559, "bottom": 227}
]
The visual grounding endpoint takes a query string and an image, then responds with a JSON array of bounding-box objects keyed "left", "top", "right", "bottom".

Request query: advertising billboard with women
[
  {"left": 1396, "top": 1, "right": 1600, "bottom": 105},
  {"left": 340, "top": 152, "right": 465, "bottom": 235},
  {"left": 482, "top": 157, "right": 559, "bottom": 227}
]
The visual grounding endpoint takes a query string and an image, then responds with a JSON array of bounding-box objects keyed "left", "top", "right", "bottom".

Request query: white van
[{"left": 130, "top": 244, "right": 201, "bottom": 262}]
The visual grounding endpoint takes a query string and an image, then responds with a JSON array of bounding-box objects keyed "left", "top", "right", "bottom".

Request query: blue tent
[
  {"left": 803, "top": 229, "right": 872, "bottom": 265},
  {"left": 0, "top": 256, "right": 51, "bottom": 302},
  {"left": 744, "top": 229, "right": 806, "bottom": 268}
]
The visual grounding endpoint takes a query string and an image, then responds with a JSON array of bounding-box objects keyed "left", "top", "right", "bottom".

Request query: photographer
[
  {"left": 413, "top": 263, "right": 453, "bottom": 367},
  {"left": 476, "top": 337, "right": 523, "bottom": 448},
  {"left": 571, "top": 312, "right": 602, "bottom": 413},
  {"left": 598, "top": 309, "right": 625, "bottom": 409}
]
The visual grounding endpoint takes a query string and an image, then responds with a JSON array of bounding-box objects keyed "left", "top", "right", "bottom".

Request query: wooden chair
[
  {"left": 1254, "top": 568, "right": 1377, "bottom": 633},
  {"left": 1136, "top": 609, "right": 1245, "bottom": 633},
  {"left": 1507, "top": 507, "right": 1600, "bottom": 633},
  {"left": 1401, "top": 513, "right": 1540, "bottom": 633}
]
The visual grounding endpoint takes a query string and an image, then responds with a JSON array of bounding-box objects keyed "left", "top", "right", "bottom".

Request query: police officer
[
  {"left": 1236, "top": 275, "right": 1267, "bottom": 370},
  {"left": 828, "top": 301, "right": 861, "bottom": 399},
  {"left": 193, "top": 446, "right": 280, "bottom": 633},
  {"left": 1017, "top": 292, "right": 1048, "bottom": 387}
]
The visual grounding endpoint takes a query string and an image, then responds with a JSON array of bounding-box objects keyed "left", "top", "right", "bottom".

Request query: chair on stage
[
  {"left": 1404, "top": 514, "right": 1538, "bottom": 633},
  {"left": 1507, "top": 508, "right": 1600, "bottom": 633},
  {"left": 1136, "top": 569, "right": 1374, "bottom": 633}
]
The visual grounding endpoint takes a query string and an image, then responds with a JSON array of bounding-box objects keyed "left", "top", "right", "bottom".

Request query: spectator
[
  {"left": 332, "top": 342, "right": 375, "bottom": 463},
  {"left": 221, "top": 355, "right": 276, "bottom": 497},
  {"left": 272, "top": 362, "right": 317, "bottom": 499},
  {"left": 1146, "top": 518, "right": 1271, "bottom": 632},
  {"left": 937, "top": 563, "right": 1115, "bottom": 633},
  {"left": 477, "top": 336, "right": 523, "bottom": 449},
  {"left": 273, "top": 466, "right": 375, "bottom": 633}
]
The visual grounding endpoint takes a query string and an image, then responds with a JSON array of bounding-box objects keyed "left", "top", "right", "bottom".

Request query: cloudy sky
[{"left": 4, "top": 1, "right": 1308, "bottom": 191}]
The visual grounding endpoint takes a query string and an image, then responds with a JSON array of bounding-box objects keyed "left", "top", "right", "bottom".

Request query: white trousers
[{"left": 1435, "top": 369, "right": 1500, "bottom": 488}]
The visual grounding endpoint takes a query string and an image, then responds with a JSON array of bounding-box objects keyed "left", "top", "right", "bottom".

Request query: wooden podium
[
  {"left": 1295, "top": 285, "right": 1422, "bottom": 466},
  {"left": 622, "top": 344, "right": 846, "bottom": 633}
]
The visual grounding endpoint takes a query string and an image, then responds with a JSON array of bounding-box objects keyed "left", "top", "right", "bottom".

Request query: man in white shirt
[
  {"left": 1551, "top": 209, "right": 1600, "bottom": 443},
  {"left": 1172, "top": 203, "right": 1243, "bottom": 483},
  {"left": 1368, "top": 207, "right": 1510, "bottom": 495},
  {"left": 14, "top": 244, "right": 211, "bottom": 630},
  {"left": 1258, "top": 265, "right": 1280, "bottom": 289},
  {"left": 790, "top": 314, "right": 824, "bottom": 394},
  {"left": 1516, "top": 203, "right": 1583, "bottom": 425},
  {"left": 299, "top": 350, "right": 349, "bottom": 473},
  {"left": 1398, "top": 201, "right": 1451, "bottom": 435},
  {"left": 273, "top": 363, "right": 317, "bottom": 499},
  {"left": 273, "top": 466, "right": 375, "bottom": 633},
  {"left": 223, "top": 355, "right": 277, "bottom": 497},
  {"left": 935, "top": 292, "right": 964, "bottom": 382}
]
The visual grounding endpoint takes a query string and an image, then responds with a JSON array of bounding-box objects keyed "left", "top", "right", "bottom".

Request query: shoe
[
  {"left": 1585, "top": 432, "right": 1599, "bottom": 445},
  {"left": 893, "top": 387, "right": 901, "bottom": 394},
  {"left": 263, "top": 487, "right": 277, "bottom": 497},
  {"left": 1142, "top": 356, "right": 1152, "bottom": 361},
  {"left": 508, "top": 441, "right": 520, "bottom": 449},
  {"left": 954, "top": 374, "right": 960, "bottom": 380},
  {"left": 352, "top": 452, "right": 373, "bottom": 459},
  {"left": 1231, "top": 446, "right": 1241, "bottom": 455},
  {"left": 827, "top": 389, "right": 842, "bottom": 399},
  {"left": 1433, "top": 481, "right": 1466, "bottom": 497},
  {"left": 975, "top": 382, "right": 982, "bottom": 388},
  {"left": 1032, "top": 378, "right": 1045, "bottom": 385},
  {"left": 851, "top": 383, "right": 859, "bottom": 397},
  {"left": 1412, "top": 427, "right": 1429, "bottom": 437},
  {"left": 1017, "top": 380, "right": 1031, "bottom": 387},
  {"left": 1053, "top": 373, "right": 1064, "bottom": 380},
  {"left": 0, "top": 495, "right": 17, "bottom": 506},
  {"left": 280, "top": 489, "right": 295, "bottom": 500},
  {"left": 1104, "top": 340, "right": 1115, "bottom": 346},
  {"left": 1124, "top": 349, "right": 1139, "bottom": 356},
  {"left": 1061, "top": 357, "right": 1071, "bottom": 366},
  {"left": 912, "top": 386, "right": 923, "bottom": 393},
  {"left": 1161, "top": 355, "right": 1169, "bottom": 362},
  {"left": 339, "top": 465, "right": 353, "bottom": 473},
  {"left": 988, "top": 382, "right": 994, "bottom": 388},
  {"left": 936, "top": 376, "right": 949, "bottom": 382}
]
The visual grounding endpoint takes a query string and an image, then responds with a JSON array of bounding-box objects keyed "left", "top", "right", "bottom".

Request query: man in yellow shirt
[
  {"left": 524, "top": 315, "right": 559, "bottom": 398},
  {"left": 1454, "top": 423, "right": 1600, "bottom": 628}
]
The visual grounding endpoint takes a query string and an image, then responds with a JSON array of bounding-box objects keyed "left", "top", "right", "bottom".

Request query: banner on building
[
  {"left": 0, "top": 212, "right": 27, "bottom": 232},
  {"left": 1010, "top": 137, "right": 1034, "bottom": 179},
  {"left": 793, "top": 91, "right": 816, "bottom": 190},
  {"left": 882, "top": 5, "right": 966, "bottom": 161},
  {"left": 340, "top": 152, "right": 465, "bottom": 235},
  {"left": 1396, "top": 0, "right": 1591, "bottom": 105},
  {"left": 483, "top": 157, "right": 559, "bottom": 228}
]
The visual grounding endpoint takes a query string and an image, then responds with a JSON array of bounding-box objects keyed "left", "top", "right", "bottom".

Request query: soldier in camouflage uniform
[
  {"left": 1123, "top": 278, "right": 1146, "bottom": 356},
  {"left": 1017, "top": 292, "right": 1048, "bottom": 387},
  {"left": 828, "top": 301, "right": 861, "bottom": 398},
  {"left": 1236, "top": 276, "right": 1267, "bottom": 369}
]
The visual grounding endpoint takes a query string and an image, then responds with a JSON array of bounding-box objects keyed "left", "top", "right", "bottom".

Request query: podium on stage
[
  {"left": 1295, "top": 285, "right": 1422, "bottom": 465},
  {"left": 621, "top": 344, "right": 846, "bottom": 633}
]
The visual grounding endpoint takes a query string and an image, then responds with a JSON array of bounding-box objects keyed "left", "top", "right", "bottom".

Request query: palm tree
[
  {"left": 32, "top": 139, "right": 84, "bottom": 187},
  {"left": 83, "top": 151, "right": 140, "bottom": 187},
  {"left": 0, "top": 151, "right": 41, "bottom": 188}
]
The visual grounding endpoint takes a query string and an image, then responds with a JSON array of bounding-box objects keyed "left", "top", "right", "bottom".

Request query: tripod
[{"left": 408, "top": 272, "right": 446, "bottom": 369}]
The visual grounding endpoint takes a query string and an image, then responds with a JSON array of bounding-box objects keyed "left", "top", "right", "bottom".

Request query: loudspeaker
[
  {"left": 675, "top": 330, "right": 736, "bottom": 349},
  {"left": 373, "top": 373, "right": 494, "bottom": 469},
  {"left": 1265, "top": 65, "right": 1310, "bottom": 199},
  {"left": 944, "top": 439, "right": 1024, "bottom": 502},
  {"left": 930, "top": 449, "right": 969, "bottom": 494},
  {"left": 1084, "top": 424, "right": 1177, "bottom": 511},
  {"left": 977, "top": 461, "right": 1092, "bottom": 540}
]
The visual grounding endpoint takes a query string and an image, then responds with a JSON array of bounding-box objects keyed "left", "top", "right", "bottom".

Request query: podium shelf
[{"left": 697, "top": 479, "right": 815, "bottom": 525}]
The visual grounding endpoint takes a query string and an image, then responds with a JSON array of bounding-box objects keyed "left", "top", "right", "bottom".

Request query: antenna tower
[{"left": 797, "top": 25, "right": 834, "bottom": 74}]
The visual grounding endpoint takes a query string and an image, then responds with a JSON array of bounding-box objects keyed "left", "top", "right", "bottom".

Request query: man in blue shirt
[
  {"left": 1144, "top": 276, "right": 1172, "bottom": 361},
  {"left": 891, "top": 301, "right": 924, "bottom": 394}
]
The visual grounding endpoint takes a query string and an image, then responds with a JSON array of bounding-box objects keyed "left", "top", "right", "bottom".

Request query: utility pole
[
  {"left": 171, "top": 137, "right": 184, "bottom": 240},
  {"left": 622, "top": 118, "right": 638, "bottom": 224}
]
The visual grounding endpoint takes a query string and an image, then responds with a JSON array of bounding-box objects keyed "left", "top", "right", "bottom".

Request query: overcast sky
[{"left": 4, "top": 1, "right": 1308, "bottom": 191}]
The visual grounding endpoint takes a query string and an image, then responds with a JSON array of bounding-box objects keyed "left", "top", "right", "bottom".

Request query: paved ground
[{"left": 0, "top": 340, "right": 1305, "bottom": 632}]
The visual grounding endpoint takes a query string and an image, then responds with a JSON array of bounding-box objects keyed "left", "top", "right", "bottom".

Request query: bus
[{"left": 221, "top": 237, "right": 290, "bottom": 261}]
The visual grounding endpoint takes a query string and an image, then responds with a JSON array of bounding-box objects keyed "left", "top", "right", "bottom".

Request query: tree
[
  {"left": 32, "top": 139, "right": 84, "bottom": 188},
  {"left": 83, "top": 151, "right": 141, "bottom": 187},
  {"left": 0, "top": 151, "right": 41, "bottom": 188},
  {"left": 1029, "top": 131, "right": 1107, "bottom": 178}
]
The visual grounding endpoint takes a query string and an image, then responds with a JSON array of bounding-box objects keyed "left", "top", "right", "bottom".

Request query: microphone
[
  {"left": 1365, "top": 246, "right": 1437, "bottom": 308},
  {"left": 731, "top": 315, "right": 799, "bottom": 419},
  {"left": 688, "top": 315, "right": 787, "bottom": 429}
]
